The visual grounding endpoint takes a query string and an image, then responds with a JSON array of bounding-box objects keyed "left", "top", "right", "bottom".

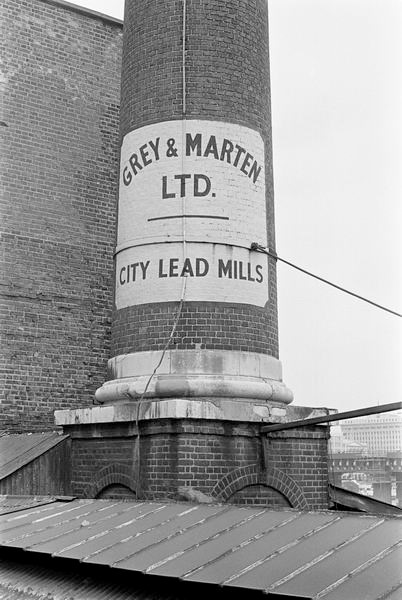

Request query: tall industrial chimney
[
  {"left": 56, "top": 1, "right": 330, "bottom": 509},
  {"left": 95, "top": 0, "right": 292, "bottom": 409}
]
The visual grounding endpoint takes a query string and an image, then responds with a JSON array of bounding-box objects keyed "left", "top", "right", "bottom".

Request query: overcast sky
[{"left": 70, "top": 0, "right": 402, "bottom": 413}]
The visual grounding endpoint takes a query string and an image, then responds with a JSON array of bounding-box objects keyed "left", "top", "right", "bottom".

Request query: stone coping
[{"left": 55, "top": 398, "right": 335, "bottom": 426}]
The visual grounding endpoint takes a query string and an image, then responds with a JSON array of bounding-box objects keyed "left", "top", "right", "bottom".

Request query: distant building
[
  {"left": 329, "top": 425, "right": 368, "bottom": 454},
  {"left": 339, "top": 411, "right": 402, "bottom": 455}
]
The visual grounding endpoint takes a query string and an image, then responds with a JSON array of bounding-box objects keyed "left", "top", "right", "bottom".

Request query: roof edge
[
  {"left": 39, "top": 0, "right": 123, "bottom": 27},
  {"left": 329, "top": 483, "right": 402, "bottom": 516},
  {"left": 0, "top": 433, "right": 69, "bottom": 481}
]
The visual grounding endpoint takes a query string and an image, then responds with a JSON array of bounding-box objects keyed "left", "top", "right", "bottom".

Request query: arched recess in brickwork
[
  {"left": 96, "top": 484, "right": 137, "bottom": 500},
  {"left": 212, "top": 465, "right": 308, "bottom": 509},
  {"left": 83, "top": 463, "right": 136, "bottom": 499},
  {"left": 229, "top": 484, "right": 291, "bottom": 508}
]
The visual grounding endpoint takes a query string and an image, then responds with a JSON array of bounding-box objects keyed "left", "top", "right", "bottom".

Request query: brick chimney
[
  {"left": 95, "top": 0, "right": 292, "bottom": 410},
  {"left": 56, "top": 0, "right": 330, "bottom": 509}
]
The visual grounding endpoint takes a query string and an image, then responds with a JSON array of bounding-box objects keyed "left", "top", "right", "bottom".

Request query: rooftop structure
[{"left": 0, "top": 497, "right": 401, "bottom": 599}]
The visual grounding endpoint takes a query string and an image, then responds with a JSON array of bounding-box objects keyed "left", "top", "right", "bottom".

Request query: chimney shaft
[
  {"left": 95, "top": 0, "right": 292, "bottom": 407},
  {"left": 54, "top": 2, "right": 332, "bottom": 510}
]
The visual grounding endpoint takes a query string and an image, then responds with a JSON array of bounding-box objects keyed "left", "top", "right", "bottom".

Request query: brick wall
[
  {"left": 264, "top": 428, "right": 330, "bottom": 509},
  {"left": 66, "top": 420, "right": 330, "bottom": 510},
  {"left": 229, "top": 486, "right": 290, "bottom": 508},
  {"left": 0, "top": 0, "right": 122, "bottom": 431},
  {"left": 112, "top": 301, "right": 278, "bottom": 356}
]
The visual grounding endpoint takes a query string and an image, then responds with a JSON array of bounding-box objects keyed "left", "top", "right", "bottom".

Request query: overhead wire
[{"left": 251, "top": 243, "right": 402, "bottom": 318}]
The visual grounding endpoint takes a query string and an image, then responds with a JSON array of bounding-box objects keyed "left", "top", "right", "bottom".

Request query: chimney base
[{"left": 55, "top": 401, "right": 331, "bottom": 509}]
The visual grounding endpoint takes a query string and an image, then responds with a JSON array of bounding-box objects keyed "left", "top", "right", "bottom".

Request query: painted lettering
[
  {"left": 249, "top": 160, "right": 261, "bottom": 183},
  {"left": 196, "top": 258, "right": 209, "bottom": 276},
  {"left": 238, "top": 261, "right": 247, "bottom": 280},
  {"left": 233, "top": 144, "right": 246, "bottom": 167},
  {"left": 220, "top": 138, "right": 234, "bottom": 163},
  {"left": 255, "top": 264, "right": 263, "bottom": 283},
  {"left": 169, "top": 258, "right": 179, "bottom": 277},
  {"left": 186, "top": 132, "right": 202, "bottom": 156},
  {"left": 140, "top": 261, "right": 150, "bottom": 279},
  {"left": 123, "top": 167, "right": 132, "bottom": 186},
  {"left": 139, "top": 144, "right": 151, "bottom": 167},
  {"left": 218, "top": 259, "right": 232, "bottom": 278},
  {"left": 194, "top": 174, "right": 211, "bottom": 197},
  {"left": 203, "top": 135, "right": 219, "bottom": 159},
  {"left": 122, "top": 137, "right": 161, "bottom": 186},
  {"left": 181, "top": 258, "right": 194, "bottom": 277},
  {"left": 159, "top": 259, "right": 168, "bottom": 278},
  {"left": 240, "top": 152, "right": 253, "bottom": 176},
  {"left": 174, "top": 174, "right": 192, "bottom": 197},
  {"left": 129, "top": 153, "right": 142, "bottom": 175},
  {"left": 162, "top": 175, "right": 175, "bottom": 199},
  {"left": 148, "top": 137, "right": 160, "bottom": 161}
]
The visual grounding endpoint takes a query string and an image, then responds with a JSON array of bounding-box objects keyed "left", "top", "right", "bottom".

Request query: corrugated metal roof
[
  {"left": 0, "top": 432, "right": 68, "bottom": 480},
  {"left": 0, "top": 558, "right": 177, "bottom": 600},
  {"left": 0, "top": 499, "right": 401, "bottom": 599}
]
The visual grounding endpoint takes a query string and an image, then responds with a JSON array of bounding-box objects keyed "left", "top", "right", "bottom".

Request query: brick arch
[
  {"left": 83, "top": 463, "right": 136, "bottom": 499},
  {"left": 212, "top": 465, "right": 308, "bottom": 509}
]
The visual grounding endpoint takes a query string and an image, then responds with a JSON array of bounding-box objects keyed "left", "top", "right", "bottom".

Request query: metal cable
[{"left": 251, "top": 243, "right": 402, "bottom": 318}]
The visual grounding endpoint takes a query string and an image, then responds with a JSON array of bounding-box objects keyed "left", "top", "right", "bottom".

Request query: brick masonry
[
  {"left": 112, "top": 301, "right": 278, "bottom": 356},
  {"left": 1, "top": 0, "right": 281, "bottom": 430},
  {"left": 113, "top": 0, "right": 279, "bottom": 359},
  {"left": 0, "top": 0, "right": 122, "bottom": 431},
  {"left": 65, "top": 420, "right": 330, "bottom": 510},
  {"left": 2, "top": 0, "right": 331, "bottom": 508}
]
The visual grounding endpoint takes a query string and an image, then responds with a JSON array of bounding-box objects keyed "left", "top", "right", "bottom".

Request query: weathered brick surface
[
  {"left": 71, "top": 438, "right": 134, "bottom": 498},
  {"left": 230, "top": 485, "right": 290, "bottom": 508},
  {"left": 112, "top": 298, "right": 278, "bottom": 356},
  {"left": 0, "top": 0, "right": 122, "bottom": 431},
  {"left": 115, "top": 0, "right": 279, "bottom": 357},
  {"left": 264, "top": 427, "right": 330, "bottom": 509},
  {"left": 97, "top": 484, "right": 136, "bottom": 499},
  {"left": 66, "top": 420, "right": 330, "bottom": 510}
]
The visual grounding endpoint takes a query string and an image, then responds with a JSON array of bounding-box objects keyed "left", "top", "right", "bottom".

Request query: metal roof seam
[
  {"left": 2, "top": 505, "right": 108, "bottom": 545},
  {"left": 78, "top": 505, "right": 202, "bottom": 563},
  {"left": 1, "top": 502, "right": 71, "bottom": 524},
  {"left": 115, "top": 505, "right": 169, "bottom": 528},
  {"left": 51, "top": 504, "right": 169, "bottom": 557},
  {"left": 0, "top": 499, "right": 61, "bottom": 517},
  {"left": 96, "top": 502, "right": 127, "bottom": 513},
  {"left": 180, "top": 511, "right": 302, "bottom": 580},
  {"left": 142, "top": 507, "right": 270, "bottom": 575},
  {"left": 0, "top": 501, "right": 401, "bottom": 599},
  {"left": 313, "top": 539, "right": 402, "bottom": 599},
  {"left": 145, "top": 550, "right": 185, "bottom": 574},
  {"left": 110, "top": 505, "right": 231, "bottom": 567},
  {"left": 1, "top": 501, "right": 136, "bottom": 545},
  {"left": 1, "top": 512, "right": 91, "bottom": 543},
  {"left": 263, "top": 518, "right": 387, "bottom": 593},
  {"left": 221, "top": 515, "right": 341, "bottom": 586},
  {"left": 376, "top": 581, "right": 402, "bottom": 600},
  {"left": 34, "top": 500, "right": 96, "bottom": 523}
]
